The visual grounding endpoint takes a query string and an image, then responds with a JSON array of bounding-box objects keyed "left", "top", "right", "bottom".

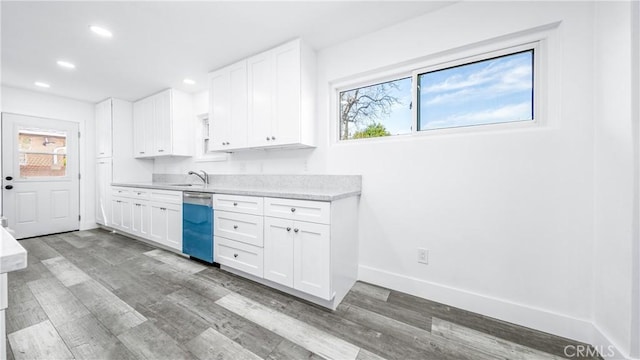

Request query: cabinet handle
[
  {"left": 290, "top": 208, "right": 296, "bottom": 213},
  {"left": 139, "top": 152, "right": 145, "bottom": 154},
  {"left": 233, "top": 253, "right": 238, "bottom": 258},
  {"left": 286, "top": 227, "right": 291, "bottom": 232},
  {"left": 100, "top": 152, "right": 104, "bottom": 155},
  {"left": 233, "top": 202, "right": 238, "bottom": 206},
  {"left": 271, "top": 136, "right": 275, "bottom": 140},
  {"left": 160, "top": 207, "right": 166, "bottom": 210},
  {"left": 158, "top": 149, "right": 165, "bottom": 152},
  {"left": 294, "top": 228, "right": 299, "bottom": 233},
  {"left": 266, "top": 137, "right": 270, "bottom": 141},
  {"left": 233, "top": 225, "right": 238, "bottom": 229},
  {"left": 221, "top": 142, "right": 226, "bottom": 145}
]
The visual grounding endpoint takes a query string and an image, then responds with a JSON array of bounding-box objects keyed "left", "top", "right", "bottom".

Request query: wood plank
[
  {"left": 186, "top": 327, "right": 262, "bottom": 360},
  {"left": 343, "top": 291, "right": 430, "bottom": 330},
  {"left": 27, "top": 278, "right": 90, "bottom": 327},
  {"left": 431, "top": 317, "right": 563, "bottom": 360},
  {"left": 356, "top": 348, "right": 387, "bottom": 360},
  {"left": 69, "top": 279, "right": 146, "bottom": 335},
  {"left": 266, "top": 340, "right": 325, "bottom": 360},
  {"left": 166, "top": 287, "right": 284, "bottom": 358},
  {"left": 140, "top": 297, "right": 210, "bottom": 345},
  {"left": 17, "top": 238, "right": 61, "bottom": 261},
  {"left": 42, "top": 256, "right": 91, "bottom": 287},
  {"left": 386, "top": 290, "right": 590, "bottom": 358},
  {"left": 335, "top": 303, "right": 431, "bottom": 345},
  {"left": 144, "top": 249, "right": 206, "bottom": 274},
  {"left": 351, "top": 282, "right": 390, "bottom": 302},
  {"left": 56, "top": 314, "right": 137, "bottom": 360},
  {"left": 5, "top": 282, "right": 49, "bottom": 335},
  {"left": 7, "top": 320, "right": 73, "bottom": 360},
  {"left": 216, "top": 293, "right": 361, "bottom": 360},
  {"left": 117, "top": 321, "right": 194, "bottom": 360}
]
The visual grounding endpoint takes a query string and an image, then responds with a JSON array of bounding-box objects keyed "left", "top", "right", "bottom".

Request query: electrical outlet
[{"left": 418, "top": 248, "right": 428, "bottom": 264}]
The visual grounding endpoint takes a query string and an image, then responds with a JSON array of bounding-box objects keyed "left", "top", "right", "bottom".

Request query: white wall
[
  {"left": 593, "top": 2, "right": 638, "bottom": 358},
  {"left": 1, "top": 86, "right": 96, "bottom": 230},
  {"left": 154, "top": 2, "right": 635, "bottom": 356}
]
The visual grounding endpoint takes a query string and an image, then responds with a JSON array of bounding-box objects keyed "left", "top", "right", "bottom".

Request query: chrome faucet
[{"left": 188, "top": 170, "right": 209, "bottom": 185}]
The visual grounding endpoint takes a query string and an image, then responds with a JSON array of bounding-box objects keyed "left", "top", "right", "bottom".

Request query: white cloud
[{"left": 423, "top": 102, "right": 532, "bottom": 129}]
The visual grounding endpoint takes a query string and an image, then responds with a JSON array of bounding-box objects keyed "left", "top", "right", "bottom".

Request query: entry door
[{"left": 2, "top": 113, "right": 79, "bottom": 239}]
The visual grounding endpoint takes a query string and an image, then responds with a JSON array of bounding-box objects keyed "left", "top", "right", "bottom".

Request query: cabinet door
[
  {"left": 120, "top": 197, "right": 132, "bottom": 232},
  {"left": 272, "top": 42, "right": 300, "bottom": 145},
  {"left": 293, "top": 221, "right": 331, "bottom": 299},
  {"left": 227, "top": 61, "right": 248, "bottom": 149},
  {"left": 96, "top": 99, "right": 112, "bottom": 157},
  {"left": 96, "top": 160, "right": 112, "bottom": 225},
  {"left": 111, "top": 198, "right": 123, "bottom": 229},
  {"left": 133, "top": 99, "right": 152, "bottom": 158},
  {"left": 247, "top": 52, "right": 274, "bottom": 147},
  {"left": 264, "top": 217, "right": 294, "bottom": 287},
  {"left": 208, "top": 67, "right": 231, "bottom": 151},
  {"left": 164, "top": 203, "right": 182, "bottom": 251},
  {"left": 149, "top": 203, "right": 167, "bottom": 244},
  {"left": 153, "top": 90, "right": 172, "bottom": 156},
  {"left": 131, "top": 201, "right": 150, "bottom": 239}
]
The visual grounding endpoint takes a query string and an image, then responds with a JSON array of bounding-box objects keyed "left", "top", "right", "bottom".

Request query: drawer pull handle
[
  {"left": 271, "top": 136, "right": 276, "bottom": 140},
  {"left": 294, "top": 228, "right": 299, "bottom": 233},
  {"left": 233, "top": 225, "right": 238, "bottom": 229},
  {"left": 233, "top": 253, "right": 238, "bottom": 258},
  {"left": 286, "top": 227, "right": 291, "bottom": 232},
  {"left": 266, "top": 137, "right": 270, "bottom": 141},
  {"left": 290, "top": 208, "right": 296, "bottom": 213},
  {"left": 140, "top": 152, "right": 145, "bottom": 154},
  {"left": 233, "top": 202, "right": 238, "bottom": 206}
]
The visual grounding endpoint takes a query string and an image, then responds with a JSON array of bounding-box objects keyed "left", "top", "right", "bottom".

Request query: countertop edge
[
  {"left": 1, "top": 227, "right": 27, "bottom": 274},
  {"left": 111, "top": 182, "right": 362, "bottom": 202}
]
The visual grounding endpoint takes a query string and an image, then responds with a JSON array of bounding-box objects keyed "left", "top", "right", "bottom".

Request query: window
[
  {"left": 336, "top": 43, "right": 538, "bottom": 141},
  {"left": 339, "top": 77, "right": 412, "bottom": 140},
  {"left": 18, "top": 130, "right": 67, "bottom": 178},
  {"left": 417, "top": 50, "right": 534, "bottom": 131}
]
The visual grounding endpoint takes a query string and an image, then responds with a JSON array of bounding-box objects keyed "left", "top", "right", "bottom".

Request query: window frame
[
  {"left": 330, "top": 33, "right": 551, "bottom": 145},
  {"left": 411, "top": 42, "right": 540, "bottom": 134}
]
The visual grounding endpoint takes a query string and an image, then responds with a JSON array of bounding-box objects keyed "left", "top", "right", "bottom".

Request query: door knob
[
  {"left": 5, "top": 176, "right": 12, "bottom": 181},
  {"left": 4, "top": 185, "right": 13, "bottom": 190}
]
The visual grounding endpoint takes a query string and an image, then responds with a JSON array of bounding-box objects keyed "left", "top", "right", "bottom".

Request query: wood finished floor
[{"left": 5, "top": 229, "right": 601, "bottom": 360}]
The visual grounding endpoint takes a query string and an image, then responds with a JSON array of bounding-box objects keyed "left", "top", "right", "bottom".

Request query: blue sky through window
[{"left": 418, "top": 50, "right": 533, "bottom": 130}]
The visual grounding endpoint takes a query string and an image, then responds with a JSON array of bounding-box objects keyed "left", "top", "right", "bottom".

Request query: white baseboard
[{"left": 358, "top": 264, "right": 631, "bottom": 359}]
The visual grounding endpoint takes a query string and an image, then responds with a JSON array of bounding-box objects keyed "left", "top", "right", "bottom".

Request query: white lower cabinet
[
  {"left": 106, "top": 187, "right": 183, "bottom": 252},
  {"left": 131, "top": 201, "right": 150, "bottom": 239},
  {"left": 149, "top": 202, "right": 182, "bottom": 251},
  {"left": 214, "top": 194, "right": 358, "bottom": 309},
  {"left": 111, "top": 196, "right": 132, "bottom": 232},
  {"left": 264, "top": 217, "right": 330, "bottom": 299}
]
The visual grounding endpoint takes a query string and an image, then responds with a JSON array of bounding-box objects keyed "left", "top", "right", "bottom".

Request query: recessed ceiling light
[
  {"left": 35, "top": 82, "right": 50, "bottom": 88},
  {"left": 89, "top": 25, "right": 112, "bottom": 38},
  {"left": 57, "top": 60, "right": 76, "bottom": 69},
  {"left": 183, "top": 78, "right": 196, "bottom": 85}
]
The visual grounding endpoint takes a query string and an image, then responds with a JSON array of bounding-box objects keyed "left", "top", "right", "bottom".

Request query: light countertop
[
  {"left": 1, "top": 226, "right": 27, "bottom": 274},
  {"left": 111, "top": 182, "right": 361, "bottom": 201}
]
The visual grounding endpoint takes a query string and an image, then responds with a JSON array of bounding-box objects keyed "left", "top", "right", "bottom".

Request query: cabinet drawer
[
  {"left": 150, "top": 189, "right": 182, "bottom": 204},
  {"left": 112, "top": 187, "right": 131, "bottom": 197},
  {"left": 215, "top": 237, "right": 263, "bottom": 278},
  {"left": 214, "top": 211, "right": 264, "bottom": 247},
  {"left": 130, "top": 188, "right": 150, "bottom": 200},
  {"left": 264, "top": 197, "right": 330, "bottom": 224},
  {"left": 213, "top": 194, "right": 263, "bottom": 215}
]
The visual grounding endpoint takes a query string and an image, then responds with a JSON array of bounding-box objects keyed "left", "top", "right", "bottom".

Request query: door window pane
[
  {"left": 418, "top": 50, "right": 534, "bottom": 131},
  {"left": 18, "top": 130, "right": 67, "bottom": 178},
  {"left": 339, "top": 77, "right": 412, "bottom": 140}
]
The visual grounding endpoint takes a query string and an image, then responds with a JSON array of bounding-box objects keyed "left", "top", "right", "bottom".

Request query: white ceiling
[{"left": 1, "top": 1, "right": 453, "bottom": 104}]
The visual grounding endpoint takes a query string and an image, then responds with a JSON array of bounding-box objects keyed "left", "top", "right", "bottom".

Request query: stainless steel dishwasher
[{"left": 182, "top": 192, "right": 214, "bottom": 263}]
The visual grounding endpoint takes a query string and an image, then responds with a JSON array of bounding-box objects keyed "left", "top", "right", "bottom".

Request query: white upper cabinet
[
  {"left": 95, "top": 99, "right": 112, "bottom": 158},
  {"left": 209, "top": 60, "right": 248, "bottom": 151},
  {"left": 133, "top": 88, "right": 194, "bottom": 158},
  {"left": 209, "top": 39, "right": 316, "bottom": 151}
]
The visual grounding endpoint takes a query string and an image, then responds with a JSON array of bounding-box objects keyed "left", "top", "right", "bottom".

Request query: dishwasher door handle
[{"left": 184, "top": 193, "right": 212, "bottom": 199}]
